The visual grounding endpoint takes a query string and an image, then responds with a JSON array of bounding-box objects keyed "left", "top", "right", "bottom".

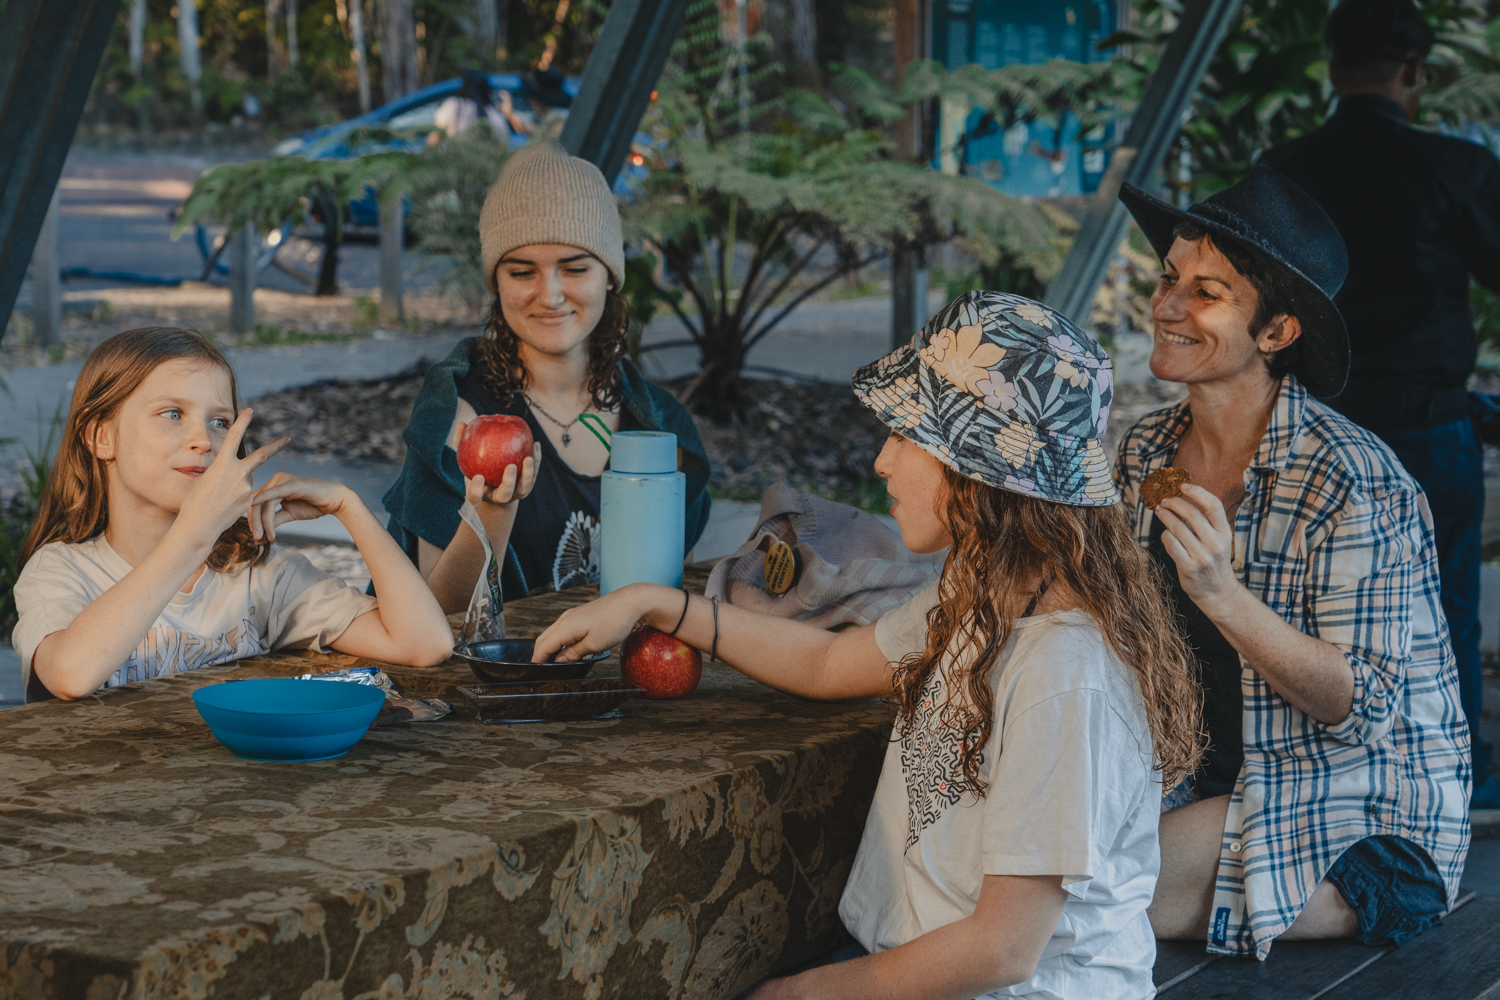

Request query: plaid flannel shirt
[{"left": 1115, "top": 375, "right": 1471, "bottom": 959}]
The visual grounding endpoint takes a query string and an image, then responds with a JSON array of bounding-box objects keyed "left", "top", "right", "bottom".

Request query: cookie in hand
[{"left": 1141, "top": 467, "right": 1191, "bottom": 509}]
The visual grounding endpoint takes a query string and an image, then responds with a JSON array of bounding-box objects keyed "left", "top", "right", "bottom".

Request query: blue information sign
[{"left": 932, "top": 0, "right": 1118, "bottom": 197}]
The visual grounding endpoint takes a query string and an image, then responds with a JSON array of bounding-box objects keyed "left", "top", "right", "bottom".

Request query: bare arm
[
  {"left": 751, "top": 874, "right": 1067, "bottom": 1000},
  {"left": 417, "top": 409, "right": 540, "bottom": 614},
  {"left": 1157, "top": 484, "right": 1353, "bottom": 724},
  {"left": 533, "top": 582, "right": 894, "bottom": 701},
  {"left": 32, "top": 412, "right": 289, "bottom": 701},
  {"left": 250, "top": 474, "right": 453, "bottom": 666}
]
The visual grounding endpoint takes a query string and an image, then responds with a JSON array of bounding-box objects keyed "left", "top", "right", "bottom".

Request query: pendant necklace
[{"left": 528, "top": 396, "right": 584, "bottom": 447}]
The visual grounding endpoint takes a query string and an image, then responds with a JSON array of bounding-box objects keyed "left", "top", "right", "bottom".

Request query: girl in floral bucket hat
[{"left": 535, "top": 291, "right": 1202, "bottom": 1000}]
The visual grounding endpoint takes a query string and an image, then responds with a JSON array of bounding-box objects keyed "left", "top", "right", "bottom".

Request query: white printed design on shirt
[
  {"left": 552, "top": 511, "right": 601, "bottom": 590},
  {"left": 119, "top": 617, "right": 267, "bottom": 685},
  {"left": 899, "top": 673, "right": 976, "bottom": 851}
]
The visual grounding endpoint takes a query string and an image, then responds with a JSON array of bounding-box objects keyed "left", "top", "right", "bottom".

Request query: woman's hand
[
  {"left": 248, "top": 473, "right": 357, "bottom": 542},
  {"left": 174, "top": 408, "right": 290, "bottom": 546},
  {"left": 456, "top": 424, "right": 541, "bottom": 507},
  {"left": 1155, "top": 483, "right": 1242, "bottom": 615},
  {"left": 532, "top": 583, "right": 669, "bottom": 663}
]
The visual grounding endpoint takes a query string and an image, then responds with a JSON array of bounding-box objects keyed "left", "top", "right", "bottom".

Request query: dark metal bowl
[{"left": 453, "top": 638, "right": 611, "bottom": 684}]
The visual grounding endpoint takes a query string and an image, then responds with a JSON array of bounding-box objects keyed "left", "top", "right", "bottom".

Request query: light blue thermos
[{"left": 599, "top": 431, "right": 685, "bottom": 594}]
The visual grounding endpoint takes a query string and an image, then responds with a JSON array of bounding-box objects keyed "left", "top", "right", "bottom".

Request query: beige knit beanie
[{"left": 479, "top": 140, "right": 625, "bottom": 293}]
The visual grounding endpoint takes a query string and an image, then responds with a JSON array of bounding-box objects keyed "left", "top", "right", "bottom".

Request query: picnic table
[
  {"left": 0, "top": 565, "right": 891, "bottom": 999},
  {"left": 3, "top": 560, "right": 1496, "bottom": 1000}
]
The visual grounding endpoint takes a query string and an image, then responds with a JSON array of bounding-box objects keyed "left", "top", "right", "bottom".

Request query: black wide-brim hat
[{"left": 1119, "top": 164, "right": 1350, "bottom": 398}]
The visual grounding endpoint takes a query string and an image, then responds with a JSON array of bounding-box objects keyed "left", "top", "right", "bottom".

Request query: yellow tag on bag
[{"left": 764, "top": 539, "right": 797, "bottom": 596}]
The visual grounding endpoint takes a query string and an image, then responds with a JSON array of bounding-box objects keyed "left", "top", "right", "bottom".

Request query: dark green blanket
[{"left": 381, "top": 337, "right": 712, "bottom": 599}]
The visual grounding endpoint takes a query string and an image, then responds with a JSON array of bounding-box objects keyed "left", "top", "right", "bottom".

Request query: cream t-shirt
[
  {"left": 13, "top": 537, "right": 377, "bottom": 702},
  {"left": 840, "top": 580, "right": 1161, "bottom": 1000}
]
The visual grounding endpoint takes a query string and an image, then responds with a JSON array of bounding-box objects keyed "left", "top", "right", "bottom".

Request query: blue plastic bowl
[{"left": 192, "top": 679, "right": 386, "bottom": 762}]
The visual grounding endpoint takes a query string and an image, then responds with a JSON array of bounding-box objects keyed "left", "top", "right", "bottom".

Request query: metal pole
[
  {"left": 892, "top": 245, "right": 929, "bottom": 350},
  {"left": 32, "top": 188, "right": 61, "bottom": 347},
  {"left": 379, "top": 191, "right": 404, "bottom": 325},
  {"left": 891, "top": 0, "right": 931, "bottom": 348},
  {"left": 558, "top": 0, "right": 690, "bottom": 185},
  {"left": 230, "top": 225, "right": 257, "bottom": 335},
  {"left": 0, "top": 0, "right": 123, "bottom": 339},
  {"left": 1041, "top": 0, "right": 1243, "bottom": 327}
]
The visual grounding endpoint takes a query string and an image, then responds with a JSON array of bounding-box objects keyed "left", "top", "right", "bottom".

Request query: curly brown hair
[
  {"left": 471, "top": 290, "right": 631, "bottom": 411},
  {"left": 20, "top": 327, "right": 270, "bottom": 573},
  {"left": 892, "top": 466, "right": 1205, "bottom": 796}
]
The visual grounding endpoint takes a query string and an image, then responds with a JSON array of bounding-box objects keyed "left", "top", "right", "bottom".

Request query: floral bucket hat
[{"left": 851, "top": 290, "right": 1118, "bottom": 507}]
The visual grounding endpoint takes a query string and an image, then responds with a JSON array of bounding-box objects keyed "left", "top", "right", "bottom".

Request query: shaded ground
[{"left": 244, "top": 367, "right": 898, "bottom": 510}]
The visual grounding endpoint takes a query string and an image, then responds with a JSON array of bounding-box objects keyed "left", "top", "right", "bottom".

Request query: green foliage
[
  {"left": 401, "top": 128, "right": 516, "bottom": 311},
  {"left": 172, "top": 127, "right": 514, "bottom": 303},
  {"left": 81, "top": 0, "right": 612, "bottom": 133},
  {"left": 0, "top": 407, "right": 62, "bottom": 639},
  {"left": 173, "top": 146, "right": 414, "bottom": 239},
  {"left": 1473, "top": 279, "right": 1500, "bottom": 367},
  {"left": 627, "top": 2, "right": 1061, "bottom": 421},
  {"left": 1116, "top": 0, "right": 1500, "bottom": 193},
  {"left": 898, "top": 56, "right": 1145, "bottom": 164}
]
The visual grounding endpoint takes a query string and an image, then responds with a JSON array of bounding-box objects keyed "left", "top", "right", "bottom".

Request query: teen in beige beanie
[
  {"left": 381, "top": 140, "right": 710, "bottom": 611},
  {"left": 479, "top": 140, "right": 626, "bottom": 291}
]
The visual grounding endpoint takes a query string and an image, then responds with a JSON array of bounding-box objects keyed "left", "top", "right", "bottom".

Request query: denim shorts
[{"left": 1324, "top": 835, "right": 1449, "bottom": 948}]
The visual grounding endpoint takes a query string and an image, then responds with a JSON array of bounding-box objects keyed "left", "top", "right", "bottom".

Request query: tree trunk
[
  {"left": 686, "top": 320, "right": 750, "bottom": 423},
  {"left": 314, "top": 194, "right": 341, "bottom": 296},
  {"left": 380, "top": 0, "right": 419, "bottom": 103},
  {"left": 790, "top": 0, "right": 816, "bottom": 85},
  {"left": 230, "top": 225, "right": 257, "bottom": 335},
  {"left": 130, "top": 0, "right": 151, "bottom": 130},
  {"left": 350, "top": 0, "right": 371, "bottom": 112},
  {"left": 32, "top": 190, "right": 60, "bottom": 347},
  {"left": 129, "top": 0, "right": 145, "bottom": 76},
  {"left": 177, "top": 0, "right": 202, "bottom": 116},
  {"left": 474, "top": 0, "right": 497, "bottom": 59},
  {"left": 266, "top": 0, "right": 282, "bottom": 77},
  {"left": 286, "top": 0, "right": 299, "bottom": 67}
]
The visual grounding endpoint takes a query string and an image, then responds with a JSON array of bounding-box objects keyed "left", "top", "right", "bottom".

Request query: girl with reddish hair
[{"left": 13, "top": 327, "right": 453, "bottom": 702}]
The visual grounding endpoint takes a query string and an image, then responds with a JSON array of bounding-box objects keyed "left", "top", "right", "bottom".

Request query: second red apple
[
  {"left": 620, "top": 625, "right": 703, "bottom": 699},
  {"left": 457, "top": 414, "right": 534, "bottom": 485}
]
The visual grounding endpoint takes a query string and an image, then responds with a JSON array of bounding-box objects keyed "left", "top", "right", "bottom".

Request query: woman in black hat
[{"left": 1115, "top": 166, "right": 1470, "bottom": 959}]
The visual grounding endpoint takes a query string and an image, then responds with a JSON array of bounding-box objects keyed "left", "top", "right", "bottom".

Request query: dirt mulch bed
[
  {"left": 245, "top": 368, "right": 896, "bottom": 510},
  {"left": 244, "top": 363, "right": 427, "bottom": 463}
]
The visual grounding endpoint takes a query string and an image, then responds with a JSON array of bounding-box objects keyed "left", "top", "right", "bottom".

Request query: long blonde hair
[
  {"left": 893, "top": 466, "right": 1205, "bottom": 794},
  {"left": 19, "top": 327, "right": 271, "bottom": 571}
]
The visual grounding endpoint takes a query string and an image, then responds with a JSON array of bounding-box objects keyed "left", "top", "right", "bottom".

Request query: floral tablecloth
[{"left": 0, "top": 571, "right": 891, "bottom": 1000}]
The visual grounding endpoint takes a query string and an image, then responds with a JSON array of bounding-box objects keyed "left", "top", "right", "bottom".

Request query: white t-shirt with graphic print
[
  {"left": 839, "top": 579, "right": 1161, "bottom": 1000},
  {"left": 13, "top": 536, "right": 377, "bottom": 702}
]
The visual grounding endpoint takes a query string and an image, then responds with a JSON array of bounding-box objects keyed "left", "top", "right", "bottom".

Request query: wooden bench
[{"left": 1156, "top": 890, "right": 1499, "bottom": 998}]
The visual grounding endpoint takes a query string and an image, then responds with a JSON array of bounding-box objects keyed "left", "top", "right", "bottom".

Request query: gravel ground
[{"left": 244, "top": 363, "right": 427, "bottom": 463}]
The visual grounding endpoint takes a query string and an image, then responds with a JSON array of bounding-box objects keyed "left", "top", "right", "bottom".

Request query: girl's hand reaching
[
  {"left": 532, "top": 583, "right": 666, "bottom": 663},
  {"left": 248, "top": 473, "right": 357, "bottom": 542},
  {"left": 174, "top": 408, "right": 290, "bottom": 547}
]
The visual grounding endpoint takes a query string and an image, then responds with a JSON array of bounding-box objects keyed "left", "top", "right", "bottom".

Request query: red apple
[
  {"left": 457, "top": 414, "right": 534, "bottom": 485},
  {"left": 621, "top": 625, "right": 703, "bottom": 700}
]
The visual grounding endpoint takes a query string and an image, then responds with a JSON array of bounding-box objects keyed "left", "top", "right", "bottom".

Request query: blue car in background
[
  {"left": 193, "top": 72, "right": 651, "bottom": 281},
  {"left": 271, "top": 72, "right": 579, "bottom": 227}
]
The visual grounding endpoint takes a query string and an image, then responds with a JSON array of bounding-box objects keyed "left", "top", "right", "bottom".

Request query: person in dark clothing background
[{"left": 1262, "top": 0, "right": 1500, "bottom": 809}]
